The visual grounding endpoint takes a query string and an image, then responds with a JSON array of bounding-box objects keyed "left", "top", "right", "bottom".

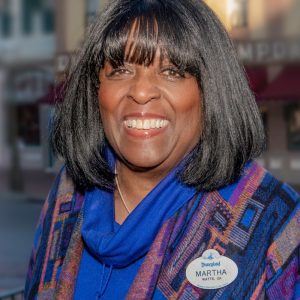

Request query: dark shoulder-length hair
[{"left": 51, "top": 0, "right": 265, "bottom": 192}]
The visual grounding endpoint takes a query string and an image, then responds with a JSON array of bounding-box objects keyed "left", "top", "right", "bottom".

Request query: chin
[{"left": 122, "top": 155, "right": 169, "bottom": 171}]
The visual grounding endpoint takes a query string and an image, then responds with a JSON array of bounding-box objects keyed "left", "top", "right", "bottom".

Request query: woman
[{"left": 25, "top": 0, "right": 300, "bottom": 299}]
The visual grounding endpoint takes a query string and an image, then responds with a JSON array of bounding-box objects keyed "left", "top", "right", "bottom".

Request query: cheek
[
  {"left": 98, "top": 85, "right": 113, "bottom": 112},
  {"left": 98, "top": 83, "right": 122, "bottom": 124},
  {"left": 98, "top": 79, "right": 127, "bottom": 109},
  {"left": 177, "top": 91, "right": 202, "bottom": 129},
  {"left": 172, "top": 78, "right": 202, "bottom": 118},
  {"left": 98, "top": 87, "right": 118, "bottom": 140}
]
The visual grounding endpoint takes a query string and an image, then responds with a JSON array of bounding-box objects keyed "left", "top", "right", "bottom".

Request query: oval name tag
[{"left": 186, "top": 249, "right": 238, "bottom": 290}]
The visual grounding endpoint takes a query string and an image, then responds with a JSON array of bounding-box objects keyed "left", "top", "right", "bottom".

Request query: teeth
[
  {"left": 136, "top": 120, "right": 143, "bottom": 129},
  {"left": 144, "top": 120, "right": 150, "bottom": 129},
  {"left": 125, "top": 119, "right": 169, "bottom": 130},
  {"left": 150, "top": 120, "right": 156, "bottom": 128}
]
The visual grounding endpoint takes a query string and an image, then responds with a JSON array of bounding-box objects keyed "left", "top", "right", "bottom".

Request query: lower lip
[{"left": 123, "top": 124, "right": 168, "bottom": 138}]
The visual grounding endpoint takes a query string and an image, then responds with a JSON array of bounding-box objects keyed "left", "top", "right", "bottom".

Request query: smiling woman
[{"left": 25, "top": 0, "right": 300, "bottom": 299}]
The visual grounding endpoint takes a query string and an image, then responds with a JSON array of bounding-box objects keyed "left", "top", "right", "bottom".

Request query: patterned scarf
[{"left": 25, "top": 161, "right": 300, "bottom": 299}]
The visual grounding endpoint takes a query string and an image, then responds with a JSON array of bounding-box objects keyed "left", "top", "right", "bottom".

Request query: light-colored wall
[
  {"left": 63, "top": 0, "right": 86, "bottom": 53},
  {"left": 204, "top": 0, "right": 230, "bottom": 28},
  {"left": 248, "top": 0, "right": 267, "bottom": 39},
  {"left": 56, "top": 0, "right": 109, "bottom": 53},
  {"left": 99, "top": 0, "right": 110, "bottom": 10},
  {"left": 283, "top": 0, "right": 300, "bottom": 38},
  {"left": 205, "top": 0, "right": 299, "bottom": 40},
  {"left": 204, "top": 0, "right": 260, "bottom": 32}
]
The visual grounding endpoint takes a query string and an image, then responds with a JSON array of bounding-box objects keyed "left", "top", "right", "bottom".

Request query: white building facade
[{"left": 0, "top": 0, "right": 55, "bottom": 170}]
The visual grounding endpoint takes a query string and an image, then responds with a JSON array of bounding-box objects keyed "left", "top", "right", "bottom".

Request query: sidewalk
[{"left": 0, "top": 169, "right": 56, "bottom": 292}]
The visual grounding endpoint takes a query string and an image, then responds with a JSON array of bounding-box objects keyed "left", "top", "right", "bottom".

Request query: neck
[
  {"left": 116, "top": 163, "right": 164, "bottom": 206},
  {"left": 114, "top": 161, "right": 170, "bottom": 223}
]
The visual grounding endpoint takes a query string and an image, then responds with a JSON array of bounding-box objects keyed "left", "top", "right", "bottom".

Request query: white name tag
[{"left": 186, "top": 249, "right": 238, "bottom": 290}]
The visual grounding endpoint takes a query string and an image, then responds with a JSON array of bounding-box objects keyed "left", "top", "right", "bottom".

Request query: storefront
[
  {"left": 7, "top": 65, "right": 54, "bottom": 170},
  {"left": 257, "top": 65, "right": 300, "bottom": 184},
  {"left": 238, "top": 41, "right": 300, "bottom": 184}
]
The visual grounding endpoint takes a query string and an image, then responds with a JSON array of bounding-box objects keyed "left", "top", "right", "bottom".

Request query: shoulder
[
  {"left": 25, "top": 167, "right": 82, "bottom": 299},
  {"left": 253, "top": 166, "right": 300, "bottom": 297},
  {"left": 49, "top": 167, "right": 76, "bottom": 205},
  {"left": 221, "top": 160, "right": 300, "bottom": 214},
  {"left": 216, "top": 160, "right": 300, "bottom": 246},
  {"left": 246, "top": 161, "right": 300, "bottom": 224},
  {"left": 35, "top": 167, "right": 77, "bottom": 227},
  {"left": 212, "top": 161, "right": 300, "bottom": 296},
  {"left": 252, "top": 163, "right": 300, "bottom": 245},
  {"left": 38, "top": 166, "right": 82, "bottom": 244}
]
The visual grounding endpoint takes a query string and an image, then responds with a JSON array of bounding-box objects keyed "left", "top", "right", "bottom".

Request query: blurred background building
[
  {"left": 1, "top": 0, "right": 299, "bottom": 193},
  {"left": 0, "top": 0, "right": 299, "bottom": 294},
  {"left": 206, "top": 0, "right": 300, "bottom": 185},
  {"left": 0, "top": 0, "right": 109, "bottom": 194},
  {"left": 0, "top": 0, "right": 108, "bottom": 294},
  {"left": 0, "top": 0, "right": 55, "bottom": 191}
]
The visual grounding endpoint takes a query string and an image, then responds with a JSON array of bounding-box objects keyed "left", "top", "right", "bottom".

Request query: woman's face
[{"left": 99, "top": 53, "right": 202, "bottom": 173}]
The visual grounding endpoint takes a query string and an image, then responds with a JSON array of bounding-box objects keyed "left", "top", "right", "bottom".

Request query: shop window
[
  {"left": 1, "top": 10, "right": 12, "bottom": 37},
  {"left": 22, "top": 0, "right": 40, "bottom": 34},
  {"left": 228, "top": 0, "right": 248, "bottom": 29},
  {"left": 16, "top": 104, "right": 40, "bottom": 146},
  {"left": 42, "top": 0, "right": 54, "bottom": 33},
  {"left": 22, "top": 0, "right": 54, "bottom": 34},
  {"left": 0, "top": 0, "right": 12, "bottom": 37},
  {"left": 42, "top": 8, "right": 54, "bottom": 33},
  {"left": 286, "top": 104, "right": 300, "bottom": 150}
]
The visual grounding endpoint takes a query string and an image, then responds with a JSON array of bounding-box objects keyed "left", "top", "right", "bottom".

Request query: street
[
  {"left": 0, "top": 192, "right": 43, "bottom": 291},
  {"left": 0, "top": 170, "right": 55, "bottom": 292}
]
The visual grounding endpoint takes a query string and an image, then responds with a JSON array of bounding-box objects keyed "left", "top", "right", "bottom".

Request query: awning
[
  {"left": 245, "top": 66, "right": 268, "bottom": 95},
  {"left": 38, "top": 81, "right": 65, "bottom": 105},
  {"left": 259, "top": 65, "right": 300, "bottom": 102}
]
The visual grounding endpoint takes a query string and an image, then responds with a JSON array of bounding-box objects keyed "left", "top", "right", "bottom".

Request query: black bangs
[{"left": 101, "top": 0, "right": 200, "bottom": 76}]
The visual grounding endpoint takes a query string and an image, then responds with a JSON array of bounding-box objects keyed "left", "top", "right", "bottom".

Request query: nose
[{"left": 127, "top": 72, "right": 161, "bottom": 104}]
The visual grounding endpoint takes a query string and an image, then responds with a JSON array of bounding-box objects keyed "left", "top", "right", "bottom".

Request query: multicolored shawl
[{"left": 25, "top": 162, "right": 300, "bottom": 299}]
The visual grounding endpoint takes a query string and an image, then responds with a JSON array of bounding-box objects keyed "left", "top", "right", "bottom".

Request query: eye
[
  {"left": 106, "top": 66, "right": 133, "bottom": 78},
  {"left": 161, "top": 66, "right": 185, "bottom": 80},
  {"left": 109, "top": 67, "right": 130, "bottom": 76}
]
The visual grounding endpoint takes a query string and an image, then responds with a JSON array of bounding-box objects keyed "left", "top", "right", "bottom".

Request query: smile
[{"left": 124, "top": 119, "right": 169, "bottom": 130}]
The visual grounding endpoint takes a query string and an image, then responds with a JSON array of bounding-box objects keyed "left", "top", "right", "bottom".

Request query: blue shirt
[{"left": 74, "top": 222, "right": 145, "bottom": 299}]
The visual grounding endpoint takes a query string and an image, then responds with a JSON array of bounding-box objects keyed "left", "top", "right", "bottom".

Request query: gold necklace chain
[{"left": 115, "top": 168, "right": 131, "bottom": 214}]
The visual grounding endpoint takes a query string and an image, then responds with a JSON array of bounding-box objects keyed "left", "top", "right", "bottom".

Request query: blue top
[
  {"left": 74, "top": 162, "right": 197, "bottom": 299},
  {"left": 75, "top": 223, "right": 145, "bottom": 300}
]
